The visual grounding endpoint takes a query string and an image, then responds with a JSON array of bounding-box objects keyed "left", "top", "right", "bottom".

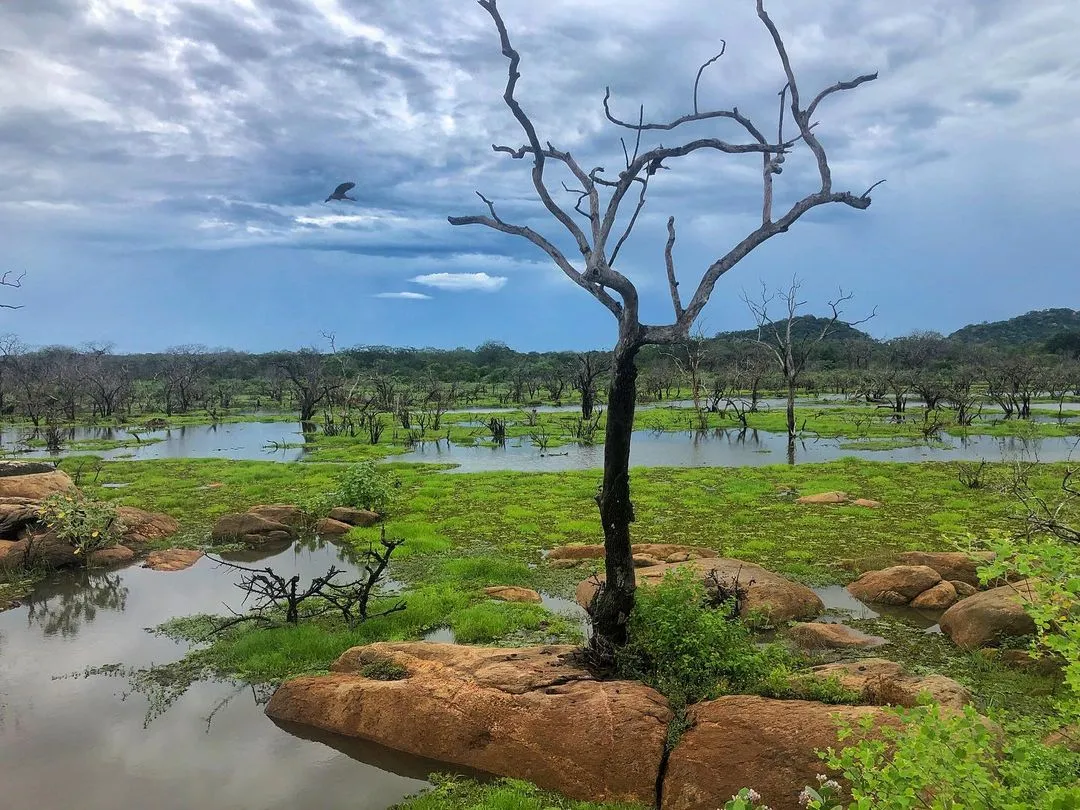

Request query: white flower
[
  {"left": 746, "top": 789, "right": 762, "bottom": 802},
  {"left": 816, "top": 774, "right": 828, "bottom": 784},
  {"left": 799, "top": 787, "right": 814, "bottom": 806}
]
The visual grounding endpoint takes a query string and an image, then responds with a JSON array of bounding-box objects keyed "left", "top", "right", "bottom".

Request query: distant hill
[
  {"left": 948, "top": 308, "right": 1080, "bottom": 347},
  {"left": 715, "top": 315, "right": 875, "bottom": 344}
]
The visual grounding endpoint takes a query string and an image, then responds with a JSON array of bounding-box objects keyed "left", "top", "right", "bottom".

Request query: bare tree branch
[
  {"left": 693, "top": 44, "right": 727, "bottom": 114},
  {"left": 665, "top": 217, "right": 684, "bottom": 321}
]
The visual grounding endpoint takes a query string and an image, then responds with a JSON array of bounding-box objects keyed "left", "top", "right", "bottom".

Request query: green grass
[{"left": 393, "top": 775, "right": 645, "bottom": 810}]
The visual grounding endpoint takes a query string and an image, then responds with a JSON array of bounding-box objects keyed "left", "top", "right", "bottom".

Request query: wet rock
[
  {"left": 851, "top": 498, "right": 883, "bottom": 508},
  {"left": 847, "top": 565, "right": 942, "bottom": 605},
  {"left": 328, "top": 507, "right": 380, "bottom": 527},
  {"left": 939, "top": 581, "right": 1038, "bottom": 650},
  {"left": 548, "top": 542, "right": 718, "bottom": 563},
  {"left": 810, "top": 659, "right": 972, "bottom": 710},
  {"left": 894, "top": 551, "right": 993, "bottom": 588},
  {"left": 662, "top": 695, "right": 894, "bottom": 810},
  {"left": 910, "top": 580, "right": 958, "bottom": 610},
  {"left": 0, "top": 467, "right": 76, "bottom": 500},
  {"left": 4, "top": 530, "right": 79, "bottom": 569},
  {"left": 266, "top": 642, "right": 671, "bottom": 805},
  {"left": 211, "top": 512, "right": 297, "bottom": 546},
  {"left": 143, "top": 548, "right": 203, "bottom": 572},
  {"left": 248, "top": 504, "right": 309, "bottom": 529},
  {"left": 88, "top": 545, "right": 135, "bottom": 567},
  {"left": 951, "top": 580, "right": 977, "bottom": 599},
  {"left": 795, "top": 491, "right": 849, "bottom": 505},
  {"left": 787, "top": 622, "right": 887, "bottom": 650},
  {"left": 116, "top": 507, "right": 179, "bottom": 545},
  {"left": 576, "top": 558, "right": 823, "bottom": 624},
  {"left": 484, "top": 586, "right": 542, "bottom": 604},
  {"left": 316, "top": 518, "right": 352, "bottom": 536}
]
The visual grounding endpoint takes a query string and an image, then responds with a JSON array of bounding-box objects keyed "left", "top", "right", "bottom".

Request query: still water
[{"left": 0, "top": 541, "right": 454, "bottom": 810}]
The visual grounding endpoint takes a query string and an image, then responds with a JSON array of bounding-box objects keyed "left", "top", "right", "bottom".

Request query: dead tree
[
  {"left": 573, "top": 352, "right": 610, "bottom": 419},
  {"left": 0, "top": 271, "right": 24, "bottom": 310},
  {"left": 448, "top": 0, "right": 881, "bottom": 649},
  {"left": 745, "top": 276, "right": 874, "bottom": 447}
]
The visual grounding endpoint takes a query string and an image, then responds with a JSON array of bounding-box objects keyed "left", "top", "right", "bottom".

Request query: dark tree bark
[{"left": 448, "top": 0, "right": 882, "bottom": 651}]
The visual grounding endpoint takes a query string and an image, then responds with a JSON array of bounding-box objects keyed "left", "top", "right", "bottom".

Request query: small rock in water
[
  {"left": 143, "top": 548, "right": 203, "bottom": 572},
  {"left": 787, "top": 621, "right": 887, "bottom": 650}
]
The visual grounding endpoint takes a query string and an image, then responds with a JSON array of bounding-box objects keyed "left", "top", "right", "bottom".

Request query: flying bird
[{"left": 325, "top": 181, "right": 357, "bottom": 202}]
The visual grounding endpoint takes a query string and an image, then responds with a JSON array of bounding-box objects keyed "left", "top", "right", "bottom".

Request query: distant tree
[
  {"left": 277, "top": 348, "right": 334, "bottom": 424},
  {"left": 1047, "top": 330, "right": 1080, "bottom": 360},
  {"left": 745, "top": 276, "right": 874, "bottom": 444},
  {"left": 79, "top": 343, "right": 131, "bottom": 420},
  {"left": 573, "top": 352, "right": 609, "bottom": 419},
  {"left": 448, "top": 0, "right": 881, "bottom": 648}
]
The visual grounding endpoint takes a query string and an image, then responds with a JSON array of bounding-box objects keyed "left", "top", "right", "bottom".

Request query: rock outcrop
[
  {"left": 211, "top": 512, "right": 297, "bottom": 546},
  {"left": 910, "top": 580, "right": 958, "bottom": 610},
  {"left": 939, "top": 581, "right": 1038, "bottom": 650},
  {"left": 0, "top": 466, "right": 76, "bottom": 500},
  {"left": 484, "top": 586, "right": 542, "bottom": 604},
  {"left": 88, "top": 545, "right": 135, "bottom": 567},
  {"left": 894, "top": 551, "right": 993, "bottom": 588},
  {"left": 787, "top": 622, "right": 887, "bottom": 650},
  {"left": 795, "top": 491, "right": 849, "bottom": 504},
  {"left": 115, "top": 507, "right": 179, "bottom": 545},
  {"left": 328, "top": 507, "right": 381, "bottom": 527},
  {"left": 576, "top": 558, "right": 823, "bottom": 624},
  {"left": 266, "top": 642, "right": 671, "bottom": 805},
  {"left": 662, "top": 696, "right": 894, "bottom": 810},
  {"left": 846, "top": 565, "right": 942, "bottom": 606},
  {"left": 248, "top": 504, "right": 310, "bottom": 529},
  {"left": 143, "top": 548, "right": 204, "bottom": 572},
  {"left": 315, "top": 518, "right": 352, "bottom": 536},
  {"left": 809, "top": 659, "right": 972, "bottom": 711}
]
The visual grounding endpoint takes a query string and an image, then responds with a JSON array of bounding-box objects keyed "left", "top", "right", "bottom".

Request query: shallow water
[
  {"left": 389, "top": 429, "right": 1080, "bottom": 473},
  {"left": 0, "top": 542, "right": 449, "bottom": 810}
]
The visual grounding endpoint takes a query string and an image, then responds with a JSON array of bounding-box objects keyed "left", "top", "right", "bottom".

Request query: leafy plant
[
  {"left": 359, "top": 657, "right": 408, "bottom": 681},
  {"left": 820, "top": 704, "right": 1080, "bottom": 809},
  {"left": 330, "top": 460, "right": 400, "bottom": 513},
  {"left": 36, "top": 491, "right": 125, "bottom": 560},
  {"left": 615, "top": 568, "right": 769, "bottom": 707}
]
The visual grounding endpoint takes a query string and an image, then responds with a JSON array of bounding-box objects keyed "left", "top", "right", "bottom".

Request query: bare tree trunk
[
  {"left": 590, "top": 341, "right": 640, "bottom": 648},
  {"left": 786, "top": 378, "right": 796, "bottom": 440}
]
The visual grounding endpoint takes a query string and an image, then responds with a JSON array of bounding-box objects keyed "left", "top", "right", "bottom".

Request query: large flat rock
[
  {"left": 576, "top": 558, "right": 823, "bottom": 624},
  {"left": 662, "top": 695, "right": 894, "bottom": 810},
  {"left": 939, "top": 580, "right": 1038, "bottom": 650},
  {"left": 266, "top": 642, "right": 671, "bottom": 805}
]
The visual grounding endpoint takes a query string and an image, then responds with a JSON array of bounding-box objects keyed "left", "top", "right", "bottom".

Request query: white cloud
[
  {"left": 374, "top": 291, "right": 432, "bottom": 299},
  {"left": 411, "top": 272, "right": 507, "bottom": 292}
]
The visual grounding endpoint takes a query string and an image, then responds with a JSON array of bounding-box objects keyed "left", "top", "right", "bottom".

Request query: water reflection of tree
[{"left": 25, "top": 570, "right": 128, "bottom": 637}]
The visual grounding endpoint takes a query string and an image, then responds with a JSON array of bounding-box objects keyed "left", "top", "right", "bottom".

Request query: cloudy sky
[{"left": 1, "top": 0, "right": 1078, "bottom": 353}]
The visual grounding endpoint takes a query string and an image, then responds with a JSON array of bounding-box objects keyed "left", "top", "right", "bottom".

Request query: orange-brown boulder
[
  {"left": 662, "top": 696, "right": 893, "bottom": 810},
  {"left": 266, "top": 642, "right": 671, "bottom": 805},
  {"left": 809, "top": 659, "right": 972, "bottom": 710},
  {"left": 939, "top": 581, "right": 1038, "bottom": 650},
  {"left": 316, "top": 518, "right": 352, "bottom": 536},
  {"left": 211, "top": 512, "right": 297, "bottom": 545},
  {"left": 484, "top": 586, "right": 542, "bottom": 604},
  {"left": 88, "top": 545, "right": 135, "bottom": 567},
  {"left": 787, "top": 622, "right": 887, "bottom": 650},
  {"left": 576, "top": 558, "right": 823, "bottom": 624},
  {"left": 115, "top": 507, "right": 179, "bottom": 545},
  {"left": 795, "top": 491, "right": 849, "bottom": 505},
  {"left": 633, "top": 554, "right": 664, "bottom": 568},
  {"left": 328, "top": 507, "right": 380, "bottom": 527},
  {"left": 851, "top": 498, "right": 883, "bottom": 508},
  {"left": 894, "top": 551, "right": 993, "bottom": 588},
  {"left": 3, "top": 530, "right": 78, "bottom": 569},
  {"left": 952, "top": 580, "right": 977, "bottom": 599},
  {"left": 248, "top": 504, "right": 309, "bottom": 529},
  {"left": 846, "top": 565, "right": 942, "bottom": 605},
  {"left": 910, "top": 580, "right": 958, "bottom": 610},
  {"left": 143, "top": 548, "right": 204, "bottom": 572},
  {"left": 0, "top": 467, "right": 76, "bottom": 500}
]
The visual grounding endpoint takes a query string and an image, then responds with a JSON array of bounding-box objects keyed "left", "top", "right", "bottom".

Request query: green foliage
[
  {"left": 359, "top": 657, "right": 408, "bottom": 681},
  {"left": 616, "top": 568, "right": 770, "bottom": 706},
  {"left": 979, "top": 533, "right": 1080, "bottom": 724},
  {"left": 36, "top": 491, "right": 125, "bottom": 559},
  {"left": 329, "top": 460, "right": 400, "bottom": 513},
  {"left": 822, "top": 704, "right": 1080, "bottom": 809},
  {"left": 393, "top": 775, "right": 645, "bottom": 810},
  {"left": 450, "top": 601, "right": 583, "bottom": 645}
]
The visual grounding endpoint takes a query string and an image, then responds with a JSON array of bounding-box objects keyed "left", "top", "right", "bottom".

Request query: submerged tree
[
  {"left": 449, "top": 0, "right": 882, "bottom": 649},
  {"left": 745, "top": 276, "right": 873, "bottom": 450}
]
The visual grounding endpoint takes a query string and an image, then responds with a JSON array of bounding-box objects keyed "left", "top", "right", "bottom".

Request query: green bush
[
  {"left": 359, "top": 657, "right": 408, "bottom": 681},
  {"left": 821, "top": 704, "right": 1080, "bottom": 809},
  {"left": 615, "top": 568, "right": 769, "bottom": 707},
  {"left": 393, "top": 774, "right": 644, "bottom": 809},
  {"left": 328, "top": 461, "right": 399, "bottom": 513},
  {"left": 37, "top": 491, "right": 125, "bottom": 560}
]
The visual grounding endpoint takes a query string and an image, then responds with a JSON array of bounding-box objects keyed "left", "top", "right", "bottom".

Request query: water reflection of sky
[{"left": 0, "top": 542, "right": 434, "bottom": 810}]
